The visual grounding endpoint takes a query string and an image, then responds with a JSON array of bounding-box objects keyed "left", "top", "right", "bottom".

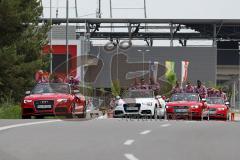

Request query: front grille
[
  {"left": 34, "top": 100, "right": 54, "bottom": 110},
  {"left": 173, "top": 106, "right": 189, "bottom": 109},
  {"left": 141, "top": 110, "right": 152, "bottom": 115},
  {"left": 114, "top": 110, "right": 124, "bottom": 115},
  {"left": 123, "top": 103, "right": 141, "bottom": 113}
]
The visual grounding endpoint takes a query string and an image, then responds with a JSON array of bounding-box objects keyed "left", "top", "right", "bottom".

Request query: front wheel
[
  {"left": 77, "top": 112, "right": 86, "bottom": 118},
  {"left": 35, "top": 115, "right": 44, "bottom": 119},
  {"left": 22, "top": 115, "right": 31, "bottom": 119},
  {"left": 152, "top": 108, "right": 158, "bottom": 119},
  {"left": 65, "top": 114, "right": 73, "bottom": 119}
]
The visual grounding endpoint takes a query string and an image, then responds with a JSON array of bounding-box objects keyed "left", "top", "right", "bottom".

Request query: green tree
[
  {"left": 0, "top": 0, "right": 49, "bottom": 102},
  {"left": 166, "top": 71, "right": 177, "bottom": 86},
  {"left": 111, "top": 80, "right": 121, "bottom": 96}
]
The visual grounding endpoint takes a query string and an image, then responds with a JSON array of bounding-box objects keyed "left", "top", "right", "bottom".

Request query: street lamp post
[
  {"left": 137, "top": 49, "right": 150, "bottom": 79},
  {"left": 66, "top": 0, "right": 69, "bottom": 79},
  {"left": 238, "top": 51, "right": 240, "bottom": 110}
]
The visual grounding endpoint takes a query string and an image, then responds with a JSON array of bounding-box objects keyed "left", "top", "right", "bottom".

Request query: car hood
[
  {"left": 25, "top": 93, "right": 72, "bottom": 100},
  {"left": 167, "top": 101, "right": 201, "bottom": 106},
  {"left": 120, "top": 98, "right": 155, "bottom": 104},
  {"left": 207, "top": 104, "right": 227, "bottom": 109}
]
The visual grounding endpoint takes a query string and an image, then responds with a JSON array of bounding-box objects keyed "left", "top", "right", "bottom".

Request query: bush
[{"left": 0, "top": 104, "right": 21, "bottom": 119}]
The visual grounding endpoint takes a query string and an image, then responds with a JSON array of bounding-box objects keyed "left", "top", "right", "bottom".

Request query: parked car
[
  {"left": 21, "top": 83, "right": 86, "bottom": 119},
  {"left": 166, "top": 93, "right": 206, "bottom": 120}
]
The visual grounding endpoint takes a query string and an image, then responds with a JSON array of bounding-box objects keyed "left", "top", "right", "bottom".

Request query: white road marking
[
  {"left": 0, "top": 120, "right": 62, "bottom": 132},
  {"left": 124, "top": 139, "right": 135, "bottom": 146},
  {"left": 161, "top": 123, "right": 171, "bottom": 127},
  {"left": 124, "top": 153, "right": 139, "bottom": 160},
  {"left": 140, "top": 130, "right": 151, "bottom": 135}
]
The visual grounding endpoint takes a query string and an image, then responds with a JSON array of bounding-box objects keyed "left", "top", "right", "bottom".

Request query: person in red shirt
[
  {"left": 218, "top": 88, "right": 228, "bottom": 101},
  {"left": 148, "top": 77, "right": 160, "bottom": 91},
  {"left": 195, "top": 80, "right": 207, "bottom": 99},
  {"left": 207, "top": 88, "right": 216, "bottom": 97},
  {"left": 129, "top": 78, "right": 141, "bottom": 90},
  {"left": 184, "top": 81, "right": 195, "bottom": 93},
  {"left": 140, "top": 78, "right": 148, "bottom": 90},
  {"left": 171, "top": 81, "right": 182, "bottom": 94}
]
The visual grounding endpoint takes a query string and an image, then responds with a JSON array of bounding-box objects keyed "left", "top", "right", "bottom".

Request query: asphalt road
[{"left": 0, "top": 118, "right": 240, "bottom": 160}]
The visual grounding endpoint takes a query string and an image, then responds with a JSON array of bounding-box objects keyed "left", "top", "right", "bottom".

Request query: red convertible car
[
  {"left": 203, "top": 97, "right": 229, "bottom": 120},
  {"left": 166, "top": 93, "right": 206, "bottom": 120},
  {"left": 21, "top": 83, "right": 86, "bottom": 119}
]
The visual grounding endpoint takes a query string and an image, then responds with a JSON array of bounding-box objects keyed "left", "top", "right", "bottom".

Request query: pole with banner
[
  {"left": 181, "top": 61, "right": 190, "bottom": 88},
  {"left": 149, "top": 60, "right": 158, "bottom": 83}
]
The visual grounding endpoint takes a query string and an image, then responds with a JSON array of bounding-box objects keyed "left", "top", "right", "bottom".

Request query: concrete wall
[{"left": 88, "top": 46, "right": 217, "bottom": 88}]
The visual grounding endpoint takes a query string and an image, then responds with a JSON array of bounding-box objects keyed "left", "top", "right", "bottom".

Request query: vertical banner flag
[
  {"left": 181, "top": 61, "right": 189, "bottom": 83},
  {"left": 149, "top": 60, "right": 159, "bottom": 83},
  {"left": 165, "top": 61, "right": 175, "bottom": 77}
]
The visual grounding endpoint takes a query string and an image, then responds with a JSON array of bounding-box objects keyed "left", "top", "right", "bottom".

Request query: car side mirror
[
  {"left": 225, "top": 102, "right": 230, "bottom": 105},
  {"left": 25, "top": 91, "right": 31, "bottom": 95},
  {"left": 73, "top": 90, "right": 80, "bottom": 94}
]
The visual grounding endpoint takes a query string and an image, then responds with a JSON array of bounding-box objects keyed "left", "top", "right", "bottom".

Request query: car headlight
[
  {"left": 191, "top": 105, "right": 199, "bottom": 109},
  {"left": 218, "top": 108, "right": 225, "bottom": 111},
  {"left": 24, "top": 100, "right": 32, "bottom": 104},
  {"left": 57, "top": 99, "right": 68, "bottom": 103},
  {"left": 142, "top": 102, "right": 153, "bottom": 106}
]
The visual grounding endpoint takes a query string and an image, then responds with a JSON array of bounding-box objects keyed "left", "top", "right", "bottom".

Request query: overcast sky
[{"left": 42, "top": 0, "right": 240, "bottom": 19}]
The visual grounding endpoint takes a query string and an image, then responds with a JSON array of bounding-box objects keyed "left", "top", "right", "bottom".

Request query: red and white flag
[{"left": 181, "top": 61, "right": 189, "bottom": 83}]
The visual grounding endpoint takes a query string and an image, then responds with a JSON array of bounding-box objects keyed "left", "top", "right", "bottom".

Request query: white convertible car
[{"left": 113, "top": 89, "right": 166, "bottom": 119}]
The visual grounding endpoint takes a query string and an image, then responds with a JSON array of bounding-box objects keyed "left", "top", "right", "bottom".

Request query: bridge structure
[{"left": 39, "top": 18, "right": 240, "bottom": 47}]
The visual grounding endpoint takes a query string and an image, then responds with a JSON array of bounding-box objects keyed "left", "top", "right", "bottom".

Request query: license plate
[
  {"left": 37, "top": 105, "right": 52, "bottom": 109},
  {"left": 209, "top": 111, "right": 216, "bottom": 115},
  {"left": 126, "top": 107, "right": 138, "bottom": 111},
  {"left": 175, "top": 109, "right": 188, "bottom": 113}
]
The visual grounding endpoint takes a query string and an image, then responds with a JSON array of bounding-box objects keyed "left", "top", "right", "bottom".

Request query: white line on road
[
  {"left": 0, "top": 120, "right": 62, "bottom": 132},
  {"left": 140, "top": 130, "right": 151, "bottom": 135},
  {"left": 124, "top": 153, "right": 139, "bottom": 160},
  {"left": 161, "top": 123, "right": 171, "bottom": 127},
  {"left": 124, "top": 139, "right": 135, "bottom": 146}
]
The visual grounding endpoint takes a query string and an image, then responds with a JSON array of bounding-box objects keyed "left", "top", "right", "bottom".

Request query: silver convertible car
[{"left": 113, "top": 89, "right": 166, "bottom": 119}]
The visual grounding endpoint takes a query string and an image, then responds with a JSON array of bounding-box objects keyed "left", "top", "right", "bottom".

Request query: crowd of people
[
  {"left": 171, "top": 80, "right": 227, "bottom": 101},
  {"left": 35, "top": 70, "right": 80, "bottom": 88},
  {"left": 129, "top": 78, "right": 160, "bottom": 91},
  {"left": 128, "top": 77, "right": 227, "bottom": 101}
]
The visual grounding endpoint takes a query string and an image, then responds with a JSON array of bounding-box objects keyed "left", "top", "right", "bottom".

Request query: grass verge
[{"left": 0, "top": 104, "right": 21, "bottom": 119}]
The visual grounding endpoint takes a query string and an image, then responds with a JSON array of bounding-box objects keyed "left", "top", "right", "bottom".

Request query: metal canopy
[
  {"left": 39, "top": 18, "right": 240, "bottom": 24},
  {"left": 39, "top": 18, "right": 240, "bottom": 41}
]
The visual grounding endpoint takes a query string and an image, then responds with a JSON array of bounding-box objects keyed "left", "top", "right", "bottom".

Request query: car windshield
[
  {"left": 31, "top": 83, "right": 70, "bottom": 94},
  {"left": 122, "top": 90, "right": 154, "bottom": 98},
  {"left": 206, "top": 98, "right": 224, "bottom": 104},
  {"left": 171, "top": 93, "right": 199, "bottom": 102}
]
